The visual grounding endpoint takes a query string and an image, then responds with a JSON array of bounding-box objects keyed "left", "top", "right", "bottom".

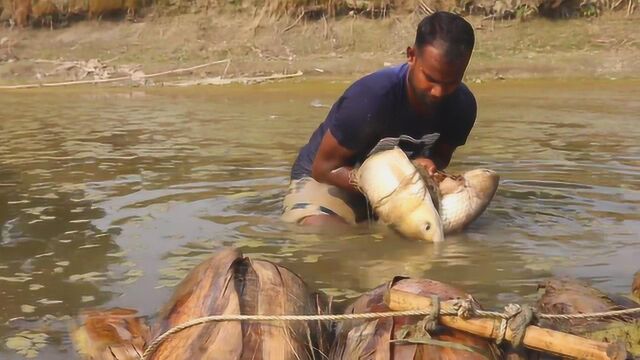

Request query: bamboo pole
[{"left": 385, "top": 289, "right": 627, "bottom": 360}]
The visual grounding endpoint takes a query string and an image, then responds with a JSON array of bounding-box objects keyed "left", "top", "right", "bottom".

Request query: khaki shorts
[{"left": 281, "top": 177, "right": 370, "bottom": 224}]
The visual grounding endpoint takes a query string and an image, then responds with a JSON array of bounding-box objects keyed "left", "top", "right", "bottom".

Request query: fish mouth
[
  {"left": 463, "top": 169, "right": 500, "bottom": 200},
  {"left": 389, "top": 219, "right": 445, "bottom": 242},
  {"left": 429, "top": 223, "right": 445, "bottom": 243}
]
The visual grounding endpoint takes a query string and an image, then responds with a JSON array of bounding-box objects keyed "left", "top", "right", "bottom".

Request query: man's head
[{"left": 406, "top": 12, "right": 475, "bottom": 109}]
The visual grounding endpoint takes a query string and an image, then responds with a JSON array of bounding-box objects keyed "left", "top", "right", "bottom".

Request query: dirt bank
[{"left": 1, "top": 12, "right": 639, "bottom": 86}]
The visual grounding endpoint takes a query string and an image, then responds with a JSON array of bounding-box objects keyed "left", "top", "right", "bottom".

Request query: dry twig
[
  {"left": 0, "top": 59, "right": 231, "bottom": 90},
  {"left": 282, "top": 9, "right": 306, "bottom": 32},
  {"left": 162, "top": 70, "right": 303, "bottom": 86}
]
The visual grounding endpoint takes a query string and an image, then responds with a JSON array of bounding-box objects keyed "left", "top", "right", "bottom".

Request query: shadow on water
[{"left": 0, "top": 78, "right": 639, "bottom": 358}]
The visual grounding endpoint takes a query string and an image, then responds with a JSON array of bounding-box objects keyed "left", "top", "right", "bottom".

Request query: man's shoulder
[{"left": 343, "top": 63, "right": 407, "bottom": 101}]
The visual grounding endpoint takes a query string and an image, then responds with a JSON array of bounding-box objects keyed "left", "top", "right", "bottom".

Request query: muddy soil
[{"left": 0, "top": 12, "right": 639, "bottom": 85}]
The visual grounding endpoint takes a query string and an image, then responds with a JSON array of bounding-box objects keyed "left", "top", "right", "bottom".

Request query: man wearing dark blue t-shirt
[{"left": 282, "top": 11, "right": 477, "bottom": 226}]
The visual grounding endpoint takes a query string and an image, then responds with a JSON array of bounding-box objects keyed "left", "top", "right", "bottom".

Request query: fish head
[
  {"left": 386, "top": 194, "right": 445, "bottom": 243},
  {"left": 462, "top": 169, "right": 500, "bottom": 202}
]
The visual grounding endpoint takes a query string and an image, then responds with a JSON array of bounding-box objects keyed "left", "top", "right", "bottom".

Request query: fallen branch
[
  {"left": 162, "top": 70, "right": 303, "bottom": 87},
  {"left": 142, "top": 59, "right": 230, "bottom": 78},
  {"left": 0, "top": 59, "right": 231, "bottom": 90},
  {"left": 33, "top": 59, "right": 66, "bottom": 64}
]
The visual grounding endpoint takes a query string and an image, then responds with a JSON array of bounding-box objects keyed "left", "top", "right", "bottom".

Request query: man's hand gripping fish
[{"left": 354, "top": 147, "right": 499, "bottom": 242}]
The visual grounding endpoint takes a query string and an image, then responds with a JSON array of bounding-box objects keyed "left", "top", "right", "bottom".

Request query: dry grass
[
  {"left": 0, "top": 0, "right": 636, "bottom": 28},
  {"left": 156, "top": 0, "right": 638, "bottom": 20}
]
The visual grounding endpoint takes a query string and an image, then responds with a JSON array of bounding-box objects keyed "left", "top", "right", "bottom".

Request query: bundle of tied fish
[
  {"left": 70, "top": 250, "right": 640, "bottom": 359},
  {"left": 71, "top": 248, "right": 333, "bottom": 360},
  {"left": 354, "top": 147, "right": 500, "bottom": 242}
]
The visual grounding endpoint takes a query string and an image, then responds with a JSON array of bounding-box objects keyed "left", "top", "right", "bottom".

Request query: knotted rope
[
  {"left": 419, "top": 295, "right": 441, "bottom": 333},
  {"left": 139, "top": 297, "right": 640, "bottom": 360},
  {"left": 452, "top": 295, "right": 475, "bottom": 319},
  {"left": 494, "top": 304, "right": 537, "bottom": 347}
]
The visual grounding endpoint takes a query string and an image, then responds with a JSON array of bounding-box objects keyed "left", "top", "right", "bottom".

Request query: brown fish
[
  {"left": 150, "top": 248, "right": 332, "bottom": 360},
  {"left": 527, "top": 277, "right": 639, "bottom": 359},
  {"left": 329, "top": 277, "right": 501, "bottom": 359},
  {"left": 536, "top": 278, "right": 633, "bottom": 331},
  {"left": 72, "top": 248, "right": 332, "bottom": 360},
  {"left": 71, "top": 307, "right": 151, "bottom": 360}
]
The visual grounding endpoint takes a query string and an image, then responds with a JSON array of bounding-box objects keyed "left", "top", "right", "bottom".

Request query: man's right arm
[
  {"left": 311, "top": 129, "right": 360, "bottom": 194},
  {"left": 311, "top": 77, "right": 383, "bottom": 193}
]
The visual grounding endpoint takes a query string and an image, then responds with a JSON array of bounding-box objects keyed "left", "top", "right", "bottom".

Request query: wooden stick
[
  {"left": 141, "top": 59, "right": 230, "bottom": 79},
  {"left": 0, "top": 59, "right": 231, "bottom": 90},
  {"left": 385, "top": 289, "right": 627, "bottom": 360}
]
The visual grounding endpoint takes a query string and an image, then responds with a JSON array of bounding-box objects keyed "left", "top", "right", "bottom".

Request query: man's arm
[
  {"left": 311, "top": 130, "right": 360, "bottom": 193},
  {"left": 430, "top": 141, "right": 456, "bottom": 169},
  {"left": 415, "top": 141, "right": 457, "bottom": 175}
]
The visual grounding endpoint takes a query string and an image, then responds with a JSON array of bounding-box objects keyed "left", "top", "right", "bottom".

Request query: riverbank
[{"left": 1, "top": 12, "right": 639, "bottom": 86}]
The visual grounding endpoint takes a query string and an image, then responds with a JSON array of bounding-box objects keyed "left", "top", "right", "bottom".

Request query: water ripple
[{"left": 0, "top": 80, "right": 639, "bottom": 358}]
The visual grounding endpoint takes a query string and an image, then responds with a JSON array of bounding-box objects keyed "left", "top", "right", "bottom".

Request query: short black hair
[{"left": 415, "top": 11, "right": 475, "bottom": 63}]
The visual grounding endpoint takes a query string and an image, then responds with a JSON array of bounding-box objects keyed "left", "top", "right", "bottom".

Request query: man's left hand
[{"left": 414, "top": 157, "right": 437, "bottom": 176}]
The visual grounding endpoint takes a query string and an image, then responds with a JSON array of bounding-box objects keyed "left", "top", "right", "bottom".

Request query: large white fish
[
  {"left": 355, "top": 147, "right": 445, "bottom": 242},
  {"left": 355, "top": 147, "right": 499, "bottom": 241},
  {"left": 435, "top": 168, "right": 500, "bottom": 233}
]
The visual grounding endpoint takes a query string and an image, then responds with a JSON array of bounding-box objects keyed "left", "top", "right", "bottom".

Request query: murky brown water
[{"left": 1, "top": 78, "right": 639, "bottom": 359}]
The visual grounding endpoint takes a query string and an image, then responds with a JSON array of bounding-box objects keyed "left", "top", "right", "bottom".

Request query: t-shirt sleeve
[
  {"left": 328, "top": 88, "right": 383, "bottom": 152},
  {"left": 439, "top": 86, "right": 477, "bottom": 147}
]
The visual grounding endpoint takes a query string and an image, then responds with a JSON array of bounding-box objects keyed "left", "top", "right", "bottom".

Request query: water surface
[{"left": 1, "top": 78, "right": 639, "bottom": 358}]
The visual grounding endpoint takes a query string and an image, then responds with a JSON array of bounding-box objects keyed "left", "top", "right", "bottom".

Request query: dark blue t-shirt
[{"left": 290, "top": 63, "right": 476, "bottom": 180}]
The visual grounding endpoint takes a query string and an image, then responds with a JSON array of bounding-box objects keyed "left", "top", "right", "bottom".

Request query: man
[{"left": 282, "top": 11, "right": 477, "bottom": 226}]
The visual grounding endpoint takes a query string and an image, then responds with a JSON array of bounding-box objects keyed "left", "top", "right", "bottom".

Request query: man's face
[{"left": 407, "top": 44, "right": 470, "bottom": 109}]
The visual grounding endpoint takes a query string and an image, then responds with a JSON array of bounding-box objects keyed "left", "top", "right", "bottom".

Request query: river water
[{"left": 1, "top": 78, "right": 639, "bottom": 358}]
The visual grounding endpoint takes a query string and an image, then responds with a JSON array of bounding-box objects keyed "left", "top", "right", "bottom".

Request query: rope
[
  {"left": 494, "top": 304, "right": 536, "bottom": 347},
  {"left": 369, "top": 169, "right": 425, "bottom": 212},
  {"left": 416, "top": 295, "right": 440, "bottom": 333},
  {"left": 537, "top": 307, "right": 640, "bottom": 319},
  {"left": 141, "top": 309, "right": 435, "bottom": 360},
  {"left": 510, "top": 305, "right": 536, "bottom": 348},
  {"left": 452, "top": 296, "right": 475, "bottom": 319},
  {"left": 350, "top": 166, "right": 427, "bottom": 224},
  {"left": 139, "top": 301, "right": 640, "bottom": 360},
  {"left": 453, "top": 302, "right": 640, "bottom": 320},
  {"left": 425, "top": 295, "right": 440, "bottom": 332}
]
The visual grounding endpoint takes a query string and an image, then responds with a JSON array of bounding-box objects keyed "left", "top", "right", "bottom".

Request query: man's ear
[{"left": 406, "top": 46, "right": 416, "bottom": 64}]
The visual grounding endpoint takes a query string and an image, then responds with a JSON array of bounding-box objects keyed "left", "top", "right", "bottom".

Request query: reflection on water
[{"left": 1, "top": 78, "right": 639, "bottom": 358}]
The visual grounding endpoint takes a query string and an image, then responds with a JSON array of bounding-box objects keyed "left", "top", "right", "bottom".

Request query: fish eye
[{"left": 425, "top": 223, "right": 431, "bottom": 231}]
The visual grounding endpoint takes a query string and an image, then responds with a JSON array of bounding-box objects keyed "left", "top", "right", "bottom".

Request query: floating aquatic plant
[{"left": 5, "top": 331, "right": 49, "bottom": 359}]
